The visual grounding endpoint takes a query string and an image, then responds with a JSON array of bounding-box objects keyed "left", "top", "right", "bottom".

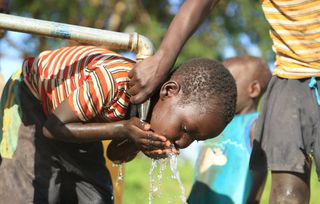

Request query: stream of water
[
  {"left": 112, "top": 150, "right": 187, "bottom": 203},
  {"left": 148, "top": 153, "right": 187, "bottom": 204}
]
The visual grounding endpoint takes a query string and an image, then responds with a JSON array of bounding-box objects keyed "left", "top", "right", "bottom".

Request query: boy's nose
[{"left": 174, "top": 138, "right": 192, "bottom": 149}]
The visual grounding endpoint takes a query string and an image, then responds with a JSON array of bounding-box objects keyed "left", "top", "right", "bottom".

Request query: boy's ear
[
  {"left": 248, "top": 80, "right": 261, "bottom": 98},
  {"left": 159, "top": 80, "right": 181, "bottom": 99}
]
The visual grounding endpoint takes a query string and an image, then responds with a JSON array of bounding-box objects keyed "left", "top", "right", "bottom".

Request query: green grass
[
  {"left": 123, "top": 154, "right": 320, "bottom": 204},
  {"left": 123, "top": 154, "right": 193, "bottom": 204}
]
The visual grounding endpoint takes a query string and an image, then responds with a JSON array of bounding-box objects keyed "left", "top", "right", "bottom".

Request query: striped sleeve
[
  {"left": 67, "top": 65, "right": 116, "bottom": 121},
  {"left": 99, "top": 62, "right": 132, "bottom": 121},
  {"left": 67, "top": 56, "right": 133, "bottom": 122}
]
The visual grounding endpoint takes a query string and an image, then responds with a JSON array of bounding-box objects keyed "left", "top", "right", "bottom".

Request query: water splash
[
  {"left": 148, "top": 146, "right": 187, "bottom": 204},
  {"left": 168, "top": 152, "right": 187, "bottom": 203},
  {"left": 149, "top": 159, "right": 158, "bottom": 203}
]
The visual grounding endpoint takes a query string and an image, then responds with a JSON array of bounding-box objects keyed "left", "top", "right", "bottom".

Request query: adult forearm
[
  {"left": 156, "top": 0, "right": 219, "bottom": 66},
  {"left": 127, "top": 0, "right": 219, "bottom": 104}
]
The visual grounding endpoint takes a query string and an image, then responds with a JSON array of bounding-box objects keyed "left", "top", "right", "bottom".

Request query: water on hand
[{"left": 148, "top": 145, "right": 187, "bottom": 204}]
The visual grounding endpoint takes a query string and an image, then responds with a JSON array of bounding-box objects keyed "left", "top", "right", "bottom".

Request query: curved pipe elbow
[
  {"left": 129, "top": 32, "right": 155, "bottom": 61},
  {"left": 136, "top": 34, "right": 155, "bottom": 60}
]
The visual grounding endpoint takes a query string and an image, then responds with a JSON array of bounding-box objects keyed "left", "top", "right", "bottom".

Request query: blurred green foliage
[
  {"left": 10, "top": 0, "right": 273, "bottom": 63},
  {"left": 125, "top": 154, "right": 320, "bottom": 204},
  {"left": 123, "top": 153, "right": 194, "bottom": 204}
]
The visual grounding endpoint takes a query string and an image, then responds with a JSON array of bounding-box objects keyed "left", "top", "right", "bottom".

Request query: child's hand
[
  {"left": 107, "top": 139, "right": 139, "bottom": 163},
  {"left": 124, "top": 117, "right": 171, "bottom": 151},
  {"left": 142, "top": 145, "right": 180, "bottom": 159}
]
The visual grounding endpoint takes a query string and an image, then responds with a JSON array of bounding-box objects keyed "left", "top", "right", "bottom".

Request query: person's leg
[
  {"left": 250, "top": 77, "right": 317, "bottom": 203},
  {"left": 270, "top": 170, "right": 310, "bottom": 204},
  {"left": 60, "top": 171, "right": 78, "bottom": 203},
  {"left": 270, "top": 154, "right": 312, "bottom": 204},
  {"left": 75, "top": 179, "right": 114, "bottom": 204},
  {"left": 60, "top": 172, "right": 114, "bottom": 204},
  {"left": 0, "top": 81, "right": 57, "bottom": 203},
  {"left": 53, "top": 140, "right": 114, "bottom": 204},
  {"left": 0, "top": 122, "right": 37, "bottom": 203},
  {"left": 246, "top": 170, "right": 267, "bottom": 204}
]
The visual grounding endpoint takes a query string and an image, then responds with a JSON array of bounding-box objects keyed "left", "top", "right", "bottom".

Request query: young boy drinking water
[
  {"left": 107, "top": 57, "right": 237, "bottom": 163},
  {"left": 0, "top": 46, "right": 236, "bottom": 203},
  {"left": 188, "top": 56, "right": 271, "bottom": 204}
]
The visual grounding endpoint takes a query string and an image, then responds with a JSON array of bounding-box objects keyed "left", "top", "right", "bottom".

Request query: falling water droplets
[{"left": 148, "top": 144, "right": 187, "bottom": 204}]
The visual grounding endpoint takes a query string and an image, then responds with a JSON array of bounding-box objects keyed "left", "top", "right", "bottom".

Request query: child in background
[
  {"left": 0, "top": 45, "right": 236, "bottom": 204},
  {"left": 188, "top": 56, "right": 271, "bottom": 204}
]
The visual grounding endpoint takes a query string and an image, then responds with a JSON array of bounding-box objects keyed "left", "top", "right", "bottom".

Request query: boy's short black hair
[{"left": 172, "top": 58, "right": 237, "bottom": 124}]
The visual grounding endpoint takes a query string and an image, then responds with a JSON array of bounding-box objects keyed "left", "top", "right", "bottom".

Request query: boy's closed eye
[{"left": 182, "top": 124, "right": 198, "bottom": 142}]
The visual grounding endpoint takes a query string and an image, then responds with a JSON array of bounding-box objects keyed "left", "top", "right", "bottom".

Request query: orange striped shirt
[
  {"left": 261, "top": 0, "right": 320, "bottom": 78},
  {"left": 22, "top": 46, "right": 134, "bottom": 122}
]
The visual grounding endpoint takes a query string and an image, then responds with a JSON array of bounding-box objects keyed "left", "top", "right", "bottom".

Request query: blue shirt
[{"left": 188, "top": 113, "right": 259, "bottom": 204}]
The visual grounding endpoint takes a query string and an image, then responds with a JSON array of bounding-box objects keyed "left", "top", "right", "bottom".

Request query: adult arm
[
  {"left": 247, "top": 120, "right": 267, "bottom": 203},
  {"left": 128, "top": 0, "right": 219, "bottom": 104}
]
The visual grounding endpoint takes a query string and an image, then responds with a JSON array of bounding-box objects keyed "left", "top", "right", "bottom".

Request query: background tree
[{"left": 7, "top": 0, "right": 273, "bottom": 63}]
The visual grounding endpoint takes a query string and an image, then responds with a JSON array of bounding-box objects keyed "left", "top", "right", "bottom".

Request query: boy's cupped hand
[{"left": 125, "top": 117, "right": 179, "bottom": 159}]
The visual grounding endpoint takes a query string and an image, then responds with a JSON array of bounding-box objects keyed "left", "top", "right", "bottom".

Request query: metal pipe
[
  {"left": 0, "top": 13, "right": 154, "bottom": 60},
  {"left": 138, "top": 99, "right": 151, "bottom": 121},
  {"left": 0, "top": 13, "right": 152, "bottom": 118}
]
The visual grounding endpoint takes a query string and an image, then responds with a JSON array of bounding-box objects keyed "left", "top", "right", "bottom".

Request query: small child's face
[
  {"left": 226, "top": 64, "right": 251, "bottom": 113},
  {"left": 150, "top": 96, "right": 225, "bottom": 149}
]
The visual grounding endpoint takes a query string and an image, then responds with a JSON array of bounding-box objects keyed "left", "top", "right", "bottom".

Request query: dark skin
[
  {"left": 128, "top": 0, "right": 219, "bottom": 104},
  {"left": 225, "top": 58, "right": 310, "bottom": 203},
  {"left": 129, "top": 0, "right": 310, "bottom": 203},
  {"left": 246, "top": 121, "right": 268, "bottom": 204},
  {"left": 42, "top": 96, "right": 173, "bottom": 158},
  {"left": 149, "top": 80, "right": 225, "bottom": 149},
  {"left": 107, "top": 139, "right": 140, "bottom": 164},
  {"left": 129, "top": 0, "right": 311, "bottom": 201},
  {"left": 220, "top": 58, "right": 269, "bottom": 203},
  {"left": 107, "top": 77, "right": 226, "bottom": 163},
  {"left": 223, "top": 57, "right": 271, "bottom": 115},
  {"left": 269, "top": 170, "right": 311, "bottom": 204}
]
